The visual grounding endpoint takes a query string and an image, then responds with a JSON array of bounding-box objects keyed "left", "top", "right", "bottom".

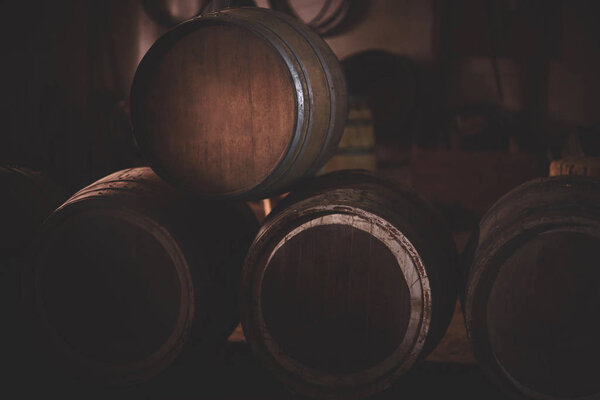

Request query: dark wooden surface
[
  {"left": 240, "top": 170, "right": 458, "bottom": 399},
  {"left": 26, "top": 167, "right": 258, "bottom": 385},
  {"left": 261, "top": 223, "right": 411, "bottom": 374},
  {"left": 131, "top": 7, "right": 347, "bottom": 199},
  {"left": 464, "top": 176, "right": 600, "bottom": 400},
  {"left": 138, "top": 23, "right": 295, "bottom": 195},
  {"left": 0, "top": 225, "right": 509, "bottom": 399}
]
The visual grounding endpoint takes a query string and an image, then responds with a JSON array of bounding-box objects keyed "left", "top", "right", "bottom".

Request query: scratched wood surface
[
  {"left": 27, "top": 167, "right": 258, "bottom": 386},
  {"left": 240, "top": 170, "right": 458, "bottom": 399},
  {"left": 463, "top": 176, "right": 600, "bottom": 400},
  {"left": 131, "top": 8, "right": 347, "bottom": 199}
]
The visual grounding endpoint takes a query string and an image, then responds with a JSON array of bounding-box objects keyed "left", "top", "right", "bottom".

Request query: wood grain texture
[
  {"left": 463, "top": 176, "right": 600, "bottom": 400},
  {"left": 240, "top": 170, "right": 458, "bottom": 400},
  {"left": 131, "top": 8, "right": 347, "bottom": 199},
  {"left": 28, "top": 167, "right": 258, "bottom": 385},
  {"left": 261, "top": 224, "right": 410, "bottom": 374}
]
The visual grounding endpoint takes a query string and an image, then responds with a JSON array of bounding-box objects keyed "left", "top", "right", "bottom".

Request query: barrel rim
[
  {"left": 466, "top": 216, "right": 600, "bottom": 400},
  {"left": 210, "top": 8, "right": 314, "bottom": 198},
  {"left": 241, "top": 200, "right": 432, "bottom": 399},
  {"left": 130, "top": 9, "right": 310, "bottom": 198},
  {"left": 478, "top": 175, "right": 600, "bottom": 234},
  {"left": 31, "top": 205, "right": 195, "bottom": 385}
]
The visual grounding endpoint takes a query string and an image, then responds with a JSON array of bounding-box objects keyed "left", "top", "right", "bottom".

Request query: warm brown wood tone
[
  {"left": 240, "top": 170, "right": 458, "bottom": 400},
  {"left": 0, "top": 167, "right": 63, "bottom": 260},
  {"left": 463, "top": 176, "right": 600, "bottom": 400},
  {"left": 131, "top": 7, "right": 347, "bottom": 199},
  {"left": 320, "top": 97, "right": 376, "bottom": 174},
  {"left": 549, "top": 156, "right": 600, "bottom": 177},
  {"left": 28, "top": 167, "right": 258, "bottom": 385}
]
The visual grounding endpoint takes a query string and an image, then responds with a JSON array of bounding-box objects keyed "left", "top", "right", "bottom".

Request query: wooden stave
[
  {"left": 463, "top": 176, "right": 600, "bottom": 400},
  {"left": 130, "top": 7, "right": 347, "bottom": 199},
  {"left": 214, "top": 7, "right": 348, "bottom": 189},
  {"left": 28, "top": 167, "right": 258, "bottom": 385},
  {"left": 240, "top": 170, "right": 457, "bottom": 400},
  {"left": 275, "top": 170, "right": 458, "bottom": 358},
  {"left": 218, "top": 7, "right": 346, "bottom": 194}
]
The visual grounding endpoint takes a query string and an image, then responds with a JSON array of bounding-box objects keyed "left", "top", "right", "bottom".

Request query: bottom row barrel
[
  {"left": 463, "top": 176, "right": 600, "bottom": 400},
  {"left": 241, "top": 171, "right": 458, "bottom": 400},
  {"left": 23, "top": 168, "right": 459, "bottom": 399},
  {"left": 0, "top": 166, "right": 63, "bottom": 259},
  {"left": 27, "top": 167, "right": 258, "bottom": 385},
  {"left": 9, "top": 166, "right": 599, "bottom": 399}
]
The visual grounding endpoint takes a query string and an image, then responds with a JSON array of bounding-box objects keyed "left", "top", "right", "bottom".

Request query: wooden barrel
[
  {"left": 549, "top": 156, "right": 600, "bottom": 178},
  {"left": 28, "top": 167, "right": 258, "bottom": 385},
  {"left": 0, "top": 166, "right": 63, "bottom": 260},
  {"left": 131, "top": 7, "right": 347, "bottom": 199},
  {"left": 267, "top": 0, "right": 369, "bottom": 37},
  {"left": 240, "top": 170, "right": 457, "bottom": 399},
  {"left": 320, "top": 96, "right": 376, "bottom": 174},
  {"left": 463, "top": 176, "right": 600, "bottom": 400}
]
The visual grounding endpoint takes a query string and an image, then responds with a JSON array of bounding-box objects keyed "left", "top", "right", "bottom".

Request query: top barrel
[{"left": 131, "top": 7, "right": 347, "bottom": 199}]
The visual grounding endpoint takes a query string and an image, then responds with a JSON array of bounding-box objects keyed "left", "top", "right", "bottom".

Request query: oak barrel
[
  {"left": 0, "top": 166, "right": 63, "bottom": 260},
  {"left": 131, "top": 7, "right": 347, "bottom": 199},
  {"left": 28, "top": 167, "right": 258, "bottom": 385},
  {"left": 142, "top": 0, "right": 209, "bottom": 27},
  {"left": 463, "top": 176, "right": 600, "bottom": 400},
  {"left": 240, "top": 170, "right": 457, "bottom": 399}
]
